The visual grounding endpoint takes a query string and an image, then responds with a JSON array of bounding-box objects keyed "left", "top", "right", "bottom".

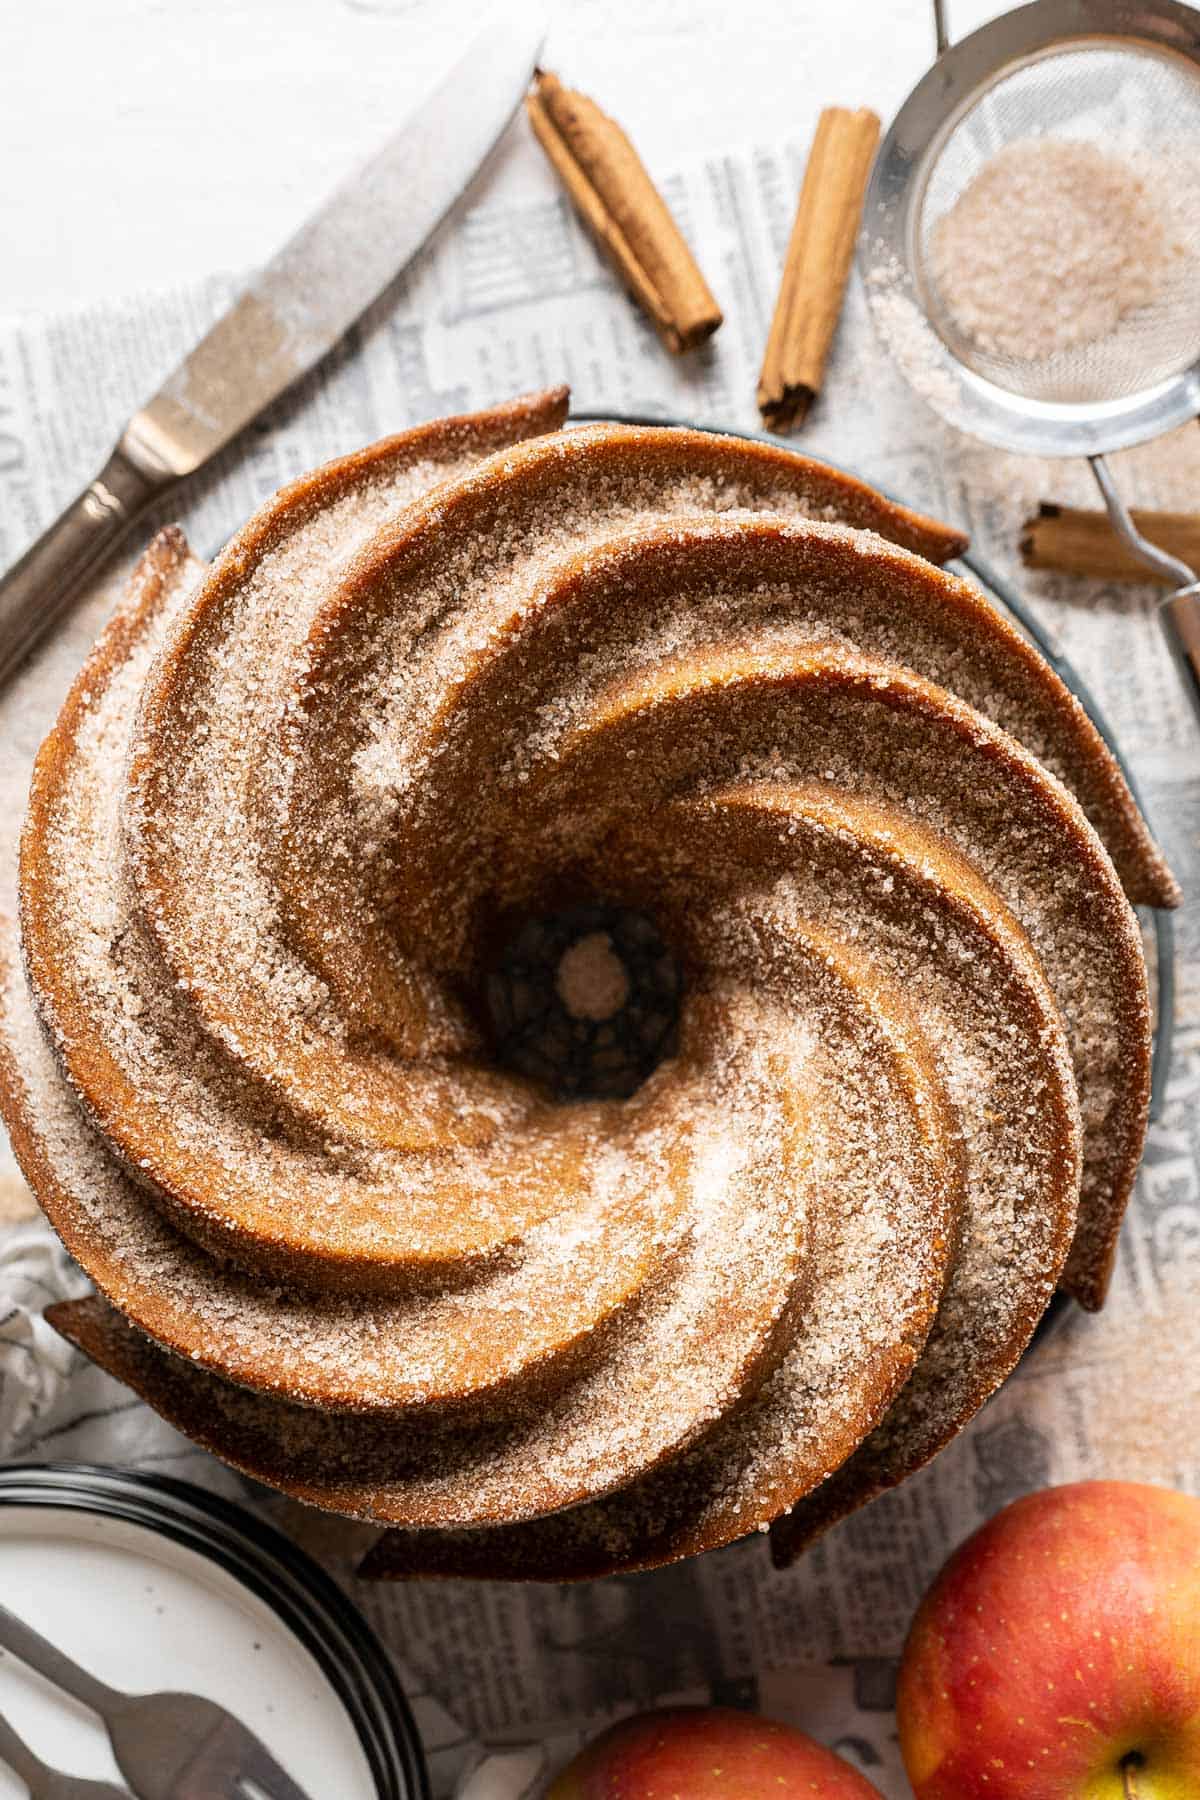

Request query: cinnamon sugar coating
[{"left": 0, "top": 390, "right": 1175, "bottom": 1575}]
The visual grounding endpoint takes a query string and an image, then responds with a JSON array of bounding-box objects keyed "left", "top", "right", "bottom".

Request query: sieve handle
[
  {"left": 1089, "top": 456, "right": 1197, "bottom": 588},
  {"left": 1162, "top": 582, "right": 1200, "bottom": 724},
  {"left": 1090, "top": 453, "right": 1200, "bottom": 726}
]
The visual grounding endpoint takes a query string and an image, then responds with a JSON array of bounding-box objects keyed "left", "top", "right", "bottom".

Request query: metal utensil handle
[
  {"left": 0, "top": 443, "right": 166, "bottom": 689},
  {"left": 0, "top": 1602, "right": 123, "bottom": 1716},
  {"left": 0, "top": 1707, "right": 52, "bottom": 1792},
  {"left": 1161, "top": 579, "right": 1200, "bottom": 716},
  {"left": 1090, "top": 452, "right": 1200, "bottom": 724}
]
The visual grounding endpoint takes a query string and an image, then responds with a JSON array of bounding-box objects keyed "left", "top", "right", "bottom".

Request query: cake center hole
[{"left": 485, "top": 904, "right": 681, "bottom": 1100}]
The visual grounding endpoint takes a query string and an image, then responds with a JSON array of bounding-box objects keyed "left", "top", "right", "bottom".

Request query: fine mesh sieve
[
  {"left": 862, "top": 0, "right": 1200, "bottom": 711},
  {"left": 917, "top": 43, "right": 1200, "bottom": 402}
]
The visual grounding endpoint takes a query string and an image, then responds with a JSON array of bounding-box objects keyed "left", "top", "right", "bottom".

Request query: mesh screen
[{"left": 915, "top": 41, "right": 1200, "bottom": 403}]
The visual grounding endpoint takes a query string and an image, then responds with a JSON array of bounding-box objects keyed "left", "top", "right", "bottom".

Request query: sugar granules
[{"left": 930, "top": 136, "right": 1184, "bottom": 363}]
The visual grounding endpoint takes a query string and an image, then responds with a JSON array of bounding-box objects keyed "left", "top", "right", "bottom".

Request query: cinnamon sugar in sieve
[{"left": 926, "top": 135, "right": 1196, "bottom": 392}]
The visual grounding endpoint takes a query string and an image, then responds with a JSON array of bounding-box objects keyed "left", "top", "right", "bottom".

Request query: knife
[{"left": 0, "top": 2, "right": 545, "bottom": 688}]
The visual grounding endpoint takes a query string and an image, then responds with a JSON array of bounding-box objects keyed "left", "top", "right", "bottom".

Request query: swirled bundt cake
[{"left": 0, "top": 388, "right": 1178, "bottom": 1578}]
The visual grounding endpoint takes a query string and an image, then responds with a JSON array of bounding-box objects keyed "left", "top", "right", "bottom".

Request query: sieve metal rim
[{"left": 860, "top": 0, "right": 1200, "bottom": 457}]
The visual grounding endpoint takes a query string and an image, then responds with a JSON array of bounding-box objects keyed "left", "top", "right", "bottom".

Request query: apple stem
[{"left": 1122, "top": 1754, "right": 1143, "bottom": 1799}]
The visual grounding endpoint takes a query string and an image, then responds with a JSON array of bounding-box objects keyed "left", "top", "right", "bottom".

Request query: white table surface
[{"left": 2, "top": 0, "right": 1005, "bottom": 315}]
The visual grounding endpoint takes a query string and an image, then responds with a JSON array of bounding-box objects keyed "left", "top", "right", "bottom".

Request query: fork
[
  {"left": 0, "top": 1603, "right": 312, "bottom": 1800},
  {"left": 0, "top": 1706, "right": 130, "bottom": 1800}
]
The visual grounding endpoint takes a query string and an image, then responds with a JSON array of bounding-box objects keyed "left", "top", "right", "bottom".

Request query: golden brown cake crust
[
  {"left": 20, "top": 391, "right": 574, "bottom": 1297},
  {"left": 515, "top": 635, "right": 1150, "bottom": 1310},
  {"left": 0, "top": 389, "right": 1175, "bottom": 1578},
  {"left": 43, "top": 900, "right": 959, "bottom": 1539}
]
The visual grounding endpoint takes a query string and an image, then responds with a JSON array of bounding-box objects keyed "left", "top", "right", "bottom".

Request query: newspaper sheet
[{"left": 1, "top": 138, "right": 1198, "bottom": 1799}]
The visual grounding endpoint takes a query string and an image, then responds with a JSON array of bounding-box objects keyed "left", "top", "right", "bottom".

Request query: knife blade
[{"left": 0, "top": 1, "right": 545, "bottom": 687}]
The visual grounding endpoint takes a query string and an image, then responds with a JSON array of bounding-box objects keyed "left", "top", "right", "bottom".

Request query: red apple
[
  {"left": 547, "top": 1705, "right": 885, "bottom": 1796},
  {"left": 898, "top": 1480, "right": 1200, "bottom": 1799}
]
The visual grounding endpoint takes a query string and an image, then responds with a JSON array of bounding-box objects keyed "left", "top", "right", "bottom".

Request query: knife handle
[{"left": 0, "top": 442, "right": 170, "bottom": 689}]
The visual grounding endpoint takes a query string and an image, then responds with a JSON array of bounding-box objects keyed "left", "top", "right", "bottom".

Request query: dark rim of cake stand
[
  {"left": 0, "top": 1463, "right": 429, "bottom": 1800},
  {"left": 572, "top": 408, "right": 1177, "bottom": 1349}
]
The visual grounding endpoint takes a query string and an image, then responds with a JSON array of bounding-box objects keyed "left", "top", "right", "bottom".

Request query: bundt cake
[{"left": 0, "top": 388, "right": 1178, "bottom": 1579}]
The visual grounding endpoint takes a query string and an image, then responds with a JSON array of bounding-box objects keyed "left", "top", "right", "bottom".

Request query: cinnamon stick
[
  {"left": 758, "top": 107, "right": 880, "bottom": 432},
  {"left": 1021, "top": 503, "right": 1200, "bottom": 583},
  {"left": 526, "top": 69, "right": 722, "bottom": 354}
]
